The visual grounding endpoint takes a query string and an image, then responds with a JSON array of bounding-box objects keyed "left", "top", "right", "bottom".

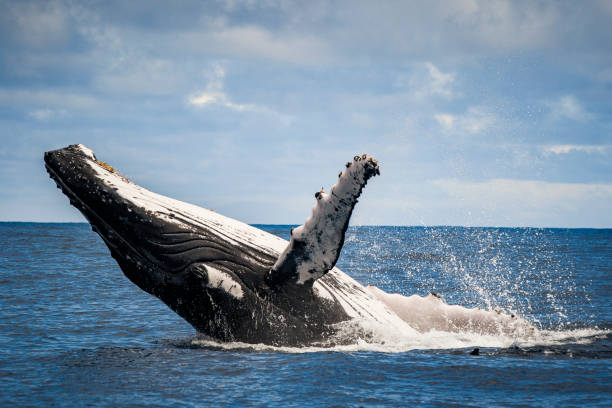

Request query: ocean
[{"left": 0, "top": 223, "right": 610, "bottom": 407}]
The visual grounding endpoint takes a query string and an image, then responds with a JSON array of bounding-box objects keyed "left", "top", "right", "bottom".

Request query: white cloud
[
  {"left": 28, "top": 109, "right": 66, "bottom": 121},
  {"left": 188, "top": 64, "right": 293, "bottom": 124},
  {"left": 94, "top": 58, "right": 184, "bottom": 96},
  {"left": 0, "top": 89, "right": 101, "bottom": 110},
  {"left": 434, "top": 107, "right": 495, "bottom": 134},
  {"left": 210, "top": 1, "right": 605, "bottom": 60},
  {"left": 188, "top": 87, "right": 270, "bottom": 113},
  {"left": 188, "top": 64, "right": 257, "bottom": 112},
  {"left": 439, "top": 0, "right": 559, "bottom": 51},
  {"left": 188, "top": 64, "right": 232, "bottom": 108},
  {"left": 189, "top": 93, "right": 220, "bottom": 106},
  {"left": 435, "top": 178, "right": 612, "bottom": 203},
  {"left": 4, "top": 1, "right": 70, "bottom": 48},
  {"left": 178, "top": 21, "right": 332, "bottom": 65},
  {"left": 433, "top": 178, "right": 612, "bottom": 227},
  {"left": 434, "top": 113, "right": 455, "bottom": 129},
  {"left": 396, "top": 62, "right": 455, "bottom": 99},
  {"left": 541, "top": 144, "right": 608, "bottom": 156},
  {"left": 547, "top": 95, "right": 591, "bottom": 121},
  {"left": 425, "top": 62, "right": 455, "bottom": 98}
]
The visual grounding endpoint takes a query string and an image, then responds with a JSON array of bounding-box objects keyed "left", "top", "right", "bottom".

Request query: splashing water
[{"left": 185, "top": 225, "right": 609, "bottom": 353}]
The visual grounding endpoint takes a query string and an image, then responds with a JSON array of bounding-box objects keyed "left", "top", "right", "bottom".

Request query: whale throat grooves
[{"left": 266, "top": 155, "right": 380, "bottom": 287}]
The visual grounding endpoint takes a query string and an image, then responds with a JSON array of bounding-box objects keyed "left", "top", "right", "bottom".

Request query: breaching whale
[{"left": 45, "top": 144, "right": 533, "bottom": 346}]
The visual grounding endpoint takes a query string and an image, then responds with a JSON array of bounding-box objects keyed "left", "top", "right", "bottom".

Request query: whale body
[{"left": 45, "top": 144, "right": 533, "bottom": 346}]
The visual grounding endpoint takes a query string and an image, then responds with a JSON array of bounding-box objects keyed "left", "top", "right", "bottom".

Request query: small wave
[
  {"left": 180, "top": 321, "right": 609, "bottom": 355},
  {"left": 183, "top": 328, "right": 609, "bottom": 355}
]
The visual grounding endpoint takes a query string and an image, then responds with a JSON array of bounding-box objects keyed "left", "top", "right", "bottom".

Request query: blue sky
[{"left": 1, "top": 0, "right": 611, "bottom": 227}]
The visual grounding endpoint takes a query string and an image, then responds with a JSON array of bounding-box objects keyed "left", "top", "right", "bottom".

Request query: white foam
[{"left": 190, "top": 326, "right": 609, "bottom": 354}]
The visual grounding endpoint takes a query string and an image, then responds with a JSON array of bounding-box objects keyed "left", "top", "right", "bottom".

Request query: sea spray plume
[
  {"left": 44, "top": 144, "right": 534, "bottom": 346},
  {"left": 366, "top": 286, "right": 535, "bottom": 337}
]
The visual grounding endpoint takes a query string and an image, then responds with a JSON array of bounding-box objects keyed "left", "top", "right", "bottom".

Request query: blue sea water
[{"left": 0, "top": 222, "right": 610, "bottom": 407}]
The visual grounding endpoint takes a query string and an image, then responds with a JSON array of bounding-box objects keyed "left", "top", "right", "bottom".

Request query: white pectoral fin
[{"left": 266, "top": 155, "right": 380, "bottom": 287}]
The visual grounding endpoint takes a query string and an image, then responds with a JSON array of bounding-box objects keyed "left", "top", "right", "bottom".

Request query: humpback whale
[{"left": 45, "top": 144, "right": 533, "bottom": 346}]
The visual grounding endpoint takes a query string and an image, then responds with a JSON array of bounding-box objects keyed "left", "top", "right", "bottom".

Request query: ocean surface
[{"left": 0, "top": 222, "right": 610, "bottom": 407}]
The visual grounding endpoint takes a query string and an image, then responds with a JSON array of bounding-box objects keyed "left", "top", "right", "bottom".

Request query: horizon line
[{"left": 1, "top": 220, "right": 610, "bottom": 230}]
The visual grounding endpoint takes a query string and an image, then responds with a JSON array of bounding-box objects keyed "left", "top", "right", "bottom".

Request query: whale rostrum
[{"left": 45, "top": 144, "right": 534, "bottom": 346}]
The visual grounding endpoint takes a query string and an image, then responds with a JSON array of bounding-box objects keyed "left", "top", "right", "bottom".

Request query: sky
[{"left": 1, "top": 0, "right": 611, "bottom": 227}]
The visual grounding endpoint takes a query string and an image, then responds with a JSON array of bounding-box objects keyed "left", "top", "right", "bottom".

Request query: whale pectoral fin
[{"left": 266, "top": 155, "right": 380, "bottom": 287}]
